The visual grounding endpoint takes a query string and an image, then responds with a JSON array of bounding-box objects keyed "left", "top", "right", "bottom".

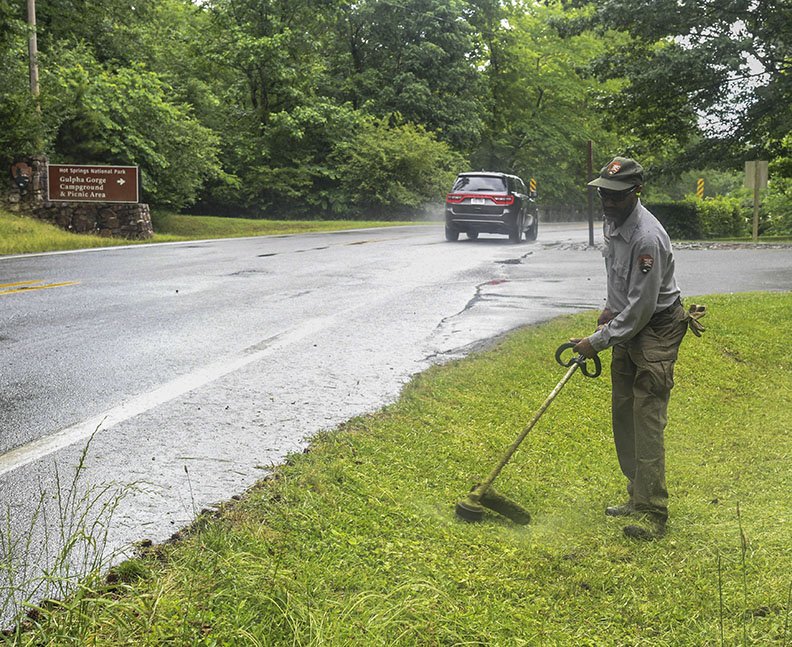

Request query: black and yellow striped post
[
  {"left": 529, "top": 177, "right": 536, "bottom": 194},
  {"left": 696, "top": 177, "right": 704, "bottom": 199}
]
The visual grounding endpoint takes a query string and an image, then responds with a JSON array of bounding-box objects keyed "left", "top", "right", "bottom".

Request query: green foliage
[
  {"left": 764, "top": 178, "right": 792, "bottom": 235},
  {"left": 2, "top": 0, "right": 790, "bottom": 218},
  {"left": 571, "top": 0, "right": 792, "bottom": 169},
  {"left": 34, "top": 0, "right": 160, "bottom": 65},
  {"left": 0, "top": 14, "right": 43, "bottom": 163},
  {"left": 763, "top": 133, "right": 792, "bottom": 235},
  {"left": 644, "top": 201, "right": 702, "bottom": 239},
  {"left": 205, "top": 0, "right": 327, "bottom": 124},
  {"left": 42, "top": 47, "right": 222, "bottom": 209},
  {"left": 691, "top": 194, "right": 749, "bottom": 238},
  {"left": 329, "top": 117, "right": 466, "bottom": 218},
  {"left": 218, "top": 106, "right": 464, "bottom": 219},
  {"left": 470, "top": 2, "right": 622, "bottom": 204},
  {"left": 659, "top": 169, "right": 744, "bottom": 202},
  {"left": 5, "top": 293, "right": 791, "bottom": 644},
  {"left": 329, "top": 0, "right": 485, "bottom": 152},
  {"left": 646, "top": 195, "right": 754, "bottom": 240},
  {"left": 241, "top": 102, "right": 361, "bottom": 217}
]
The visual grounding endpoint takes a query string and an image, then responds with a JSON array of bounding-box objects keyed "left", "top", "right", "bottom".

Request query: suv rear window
[{"left": 452, "top": 176, "right": 507, "bottom": 193}]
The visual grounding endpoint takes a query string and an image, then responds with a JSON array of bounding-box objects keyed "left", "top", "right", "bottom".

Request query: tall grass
[
  {"left": 2, "top": 293, "right": 791, "bottom": 645},
  {"left": 0, "top": 434, "right": 128, "bottom": 636}
]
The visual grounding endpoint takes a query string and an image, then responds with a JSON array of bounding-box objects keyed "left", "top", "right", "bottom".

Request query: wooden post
[
  {"left": 587, "top": 140, "right": 594, "bottom": 247},
  {"left": 752, "top": 161, "right": 760, "bottom": 241}
]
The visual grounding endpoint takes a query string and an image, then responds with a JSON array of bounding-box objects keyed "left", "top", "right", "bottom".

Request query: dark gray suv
[{"left": 444, "top": 171, "right": 538, "bottom": 243}]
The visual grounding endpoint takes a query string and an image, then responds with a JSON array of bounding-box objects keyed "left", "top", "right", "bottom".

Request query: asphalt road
[{"left": 1, "top": 221, "right": 791, "bottom": 602}]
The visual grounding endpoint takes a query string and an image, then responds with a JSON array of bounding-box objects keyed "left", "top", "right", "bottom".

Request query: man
[{"left": 573, "top": 156, "right": 703, "bottom": 541}]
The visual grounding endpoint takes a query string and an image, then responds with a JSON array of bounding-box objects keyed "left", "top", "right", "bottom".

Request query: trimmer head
[
  {"left": 455, "top": 496, "right": 485, "bottom": 522},
  {"left": 455, "top": 486, "right": 531, "bottom": 525},
  {"left": 479, "top": 487, "right": 531, "bottom": 525}
]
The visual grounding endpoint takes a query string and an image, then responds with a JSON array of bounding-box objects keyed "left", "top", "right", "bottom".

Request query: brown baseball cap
[{"left": 587, "top": 156, "right": 644, "bottom": 191}]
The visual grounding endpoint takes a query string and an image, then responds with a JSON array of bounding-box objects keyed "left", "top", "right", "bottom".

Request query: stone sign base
[
  {"left": 33, "top": 201, "right": 154, "bottom": 239},
  {"left": 4, "top": 155, "right": 154, "bottom": 240}
]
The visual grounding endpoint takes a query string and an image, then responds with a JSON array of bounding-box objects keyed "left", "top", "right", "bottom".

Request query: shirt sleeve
[{"left": 589, "top": 236, "right": 663, "bottom": 351}]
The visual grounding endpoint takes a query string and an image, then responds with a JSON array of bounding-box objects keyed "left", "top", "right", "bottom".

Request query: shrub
[
  {"left": 763, "top": 177, "right": 792, "bottom": 235},
  {"left": 329, "top": 116, "right": 465, "bottom": 219},
  {"left": 645, "top": 196, "right": 756, "bottom": 240},
  {"left": 692, "top": 194, "right": 749, "bottom": 238},
  {"left": 644, "top": 201, "right": 702, "bottom": 239}
]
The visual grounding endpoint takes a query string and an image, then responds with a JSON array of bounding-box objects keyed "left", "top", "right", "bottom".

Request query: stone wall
[
  {"left": 32, "top": 201, "right": 154, "bottom": 239},
  {"left": 4, "top": 156, "right": 154, "bottom": 240}
]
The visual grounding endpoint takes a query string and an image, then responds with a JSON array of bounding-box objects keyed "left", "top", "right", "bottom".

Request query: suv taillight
[{"left": 446, "top": 193, "right": 515, "bottom": 205}]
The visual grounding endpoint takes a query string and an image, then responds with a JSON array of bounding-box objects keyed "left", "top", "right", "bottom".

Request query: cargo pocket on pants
[{"left": 640, "top": 308, "right": 688, "bottom": 363}]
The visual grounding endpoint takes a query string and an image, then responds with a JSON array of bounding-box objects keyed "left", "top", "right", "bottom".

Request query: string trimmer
[{"left": 455, "top": 342, "right": 602, "bottom": 524}]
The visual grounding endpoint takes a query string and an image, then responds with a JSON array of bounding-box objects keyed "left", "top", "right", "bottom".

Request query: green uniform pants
[{"left": 611, "top": 302, "right": 688, "bottom": 522}]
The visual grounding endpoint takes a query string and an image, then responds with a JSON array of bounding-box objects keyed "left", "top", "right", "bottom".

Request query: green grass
[
  {"left": 149, "top": 212, "right": 423, "bottom": 241},
  {"left": 3, "top": 293, "right": 790, "bottom": 645},
  {"left": 0, "top": 209, "right": 423, "bottom": 256}
]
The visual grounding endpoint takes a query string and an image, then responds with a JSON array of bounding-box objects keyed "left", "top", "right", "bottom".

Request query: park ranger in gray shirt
[
  {"left": 588, "top": 198, "right": 681, "bottom": 351},
  {"left": 573, "top": 156, "right": 704, "bottom": 541}
]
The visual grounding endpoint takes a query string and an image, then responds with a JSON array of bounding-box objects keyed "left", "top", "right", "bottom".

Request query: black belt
[{"left": 654, "top": 296, "right": 682, "bottom": 318}]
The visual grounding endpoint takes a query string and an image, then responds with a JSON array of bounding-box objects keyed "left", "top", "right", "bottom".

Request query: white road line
[{"left": 0, "top": 314, "right": 338, "bottom": 477}]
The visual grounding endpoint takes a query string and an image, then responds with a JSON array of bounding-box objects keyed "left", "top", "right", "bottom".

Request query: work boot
[
  {"left": 605, "top": 502, "right": 635, "bottom": 517},
  {"left": 623, "top": 514, "right": 666, "bottom": 541}
]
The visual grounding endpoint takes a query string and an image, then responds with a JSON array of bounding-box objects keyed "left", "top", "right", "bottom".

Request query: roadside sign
[
  {"left": 47, "top": 164, "right": 139, "bottom": 203},
  {"left": 529, "top": 177, "right": 537, "bottom": 193},
  {"left": 744, "top": 161, "right": 768, "bottom": 190},
  {"left": 696, "top": 178, "right": 704, "bottom": 199},
  {"left": 744, "top": 160, "right": 769, "bottom": 241}
]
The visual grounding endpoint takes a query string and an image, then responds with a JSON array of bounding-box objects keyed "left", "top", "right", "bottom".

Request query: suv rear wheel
[
  {"left": 525, "top": 219, "right": 538, "bottom": 242},
  {"left": 508, "top": 216, "right": 523, "bottom": 243},
  {"left": 445, "top": 225, "right": 460, "bottom": 241}
]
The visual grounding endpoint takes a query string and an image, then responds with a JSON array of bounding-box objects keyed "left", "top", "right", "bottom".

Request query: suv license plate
[{"left": 470, "top": 198, "right": 487, "bottom": 205}]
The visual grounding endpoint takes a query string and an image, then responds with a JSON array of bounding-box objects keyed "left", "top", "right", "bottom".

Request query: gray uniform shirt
[{"left": 588, "top": 200, "right": 681, "bottom": 352}]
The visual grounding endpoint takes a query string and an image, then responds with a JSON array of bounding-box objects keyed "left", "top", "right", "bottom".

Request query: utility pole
[{"left": 27, "top": 0, "right": 40, "bottom": 103}]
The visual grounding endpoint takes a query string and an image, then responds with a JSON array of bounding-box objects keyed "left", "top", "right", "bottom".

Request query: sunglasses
[{"left": 597, "top": 186, "right": 638, "bottom": 201}]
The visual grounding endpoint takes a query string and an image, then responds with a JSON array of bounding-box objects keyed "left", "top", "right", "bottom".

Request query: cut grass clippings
[
  {"left": 3, "top": 293, "right": 791, "bottom": 645},
  {"left": 0, "top": 209, "right": 424, "bottom": 256}
]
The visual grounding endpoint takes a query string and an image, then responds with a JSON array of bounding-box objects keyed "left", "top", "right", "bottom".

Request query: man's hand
[{"left": 570, "top": 337, "right": 597, "bottom": 359}]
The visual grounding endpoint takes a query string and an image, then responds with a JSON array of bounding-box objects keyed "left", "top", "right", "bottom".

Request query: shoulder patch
[{"left": 638, "top": 254, "right": 654, "bottom": 273}]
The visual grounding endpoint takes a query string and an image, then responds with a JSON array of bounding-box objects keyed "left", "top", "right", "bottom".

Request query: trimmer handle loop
[{"left": 555, "top": 342, "right": 602, "bottom": 378}]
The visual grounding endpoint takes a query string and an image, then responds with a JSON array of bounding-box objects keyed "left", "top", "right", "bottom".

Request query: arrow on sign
[{"left": 117, "top": 178, "right": 126, "bottom": 185}]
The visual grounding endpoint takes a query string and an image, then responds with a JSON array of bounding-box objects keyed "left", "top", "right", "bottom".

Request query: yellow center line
[
  {"left": 0, "top": 281, "right": 80, "bottom": 296},
  {"left": 0, "top": 280, "right": 41, "bottom": 289}
]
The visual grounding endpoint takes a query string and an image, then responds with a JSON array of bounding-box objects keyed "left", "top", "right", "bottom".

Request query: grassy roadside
[
  {"left": 3, "top": 293, "right": 790, "bottom": 645},
  {"left": 0, "top": 209, "right": 424, "bottom": 256}
]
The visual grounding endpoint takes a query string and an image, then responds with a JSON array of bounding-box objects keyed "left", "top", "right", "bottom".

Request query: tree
[
  {"left": 43, "top": 46, "right": 222, "bottom": 209},
  {"left": 329, "top": 116, "right": 465, "bottom": 217},
  {"left": 34, "top": 0, "right": 161, "bottom": 65},
  {"left": 468, "top": 1, "right": 623, "bottom": 203},
  {"left": 563, "top": 0, "right": 791, "bottom": 168},
  {"left": 203, "top": 0, "right": 331, "bottom": 125},
  {"left": 328, "top": 0, "right": 485, "bottom": 151}
]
